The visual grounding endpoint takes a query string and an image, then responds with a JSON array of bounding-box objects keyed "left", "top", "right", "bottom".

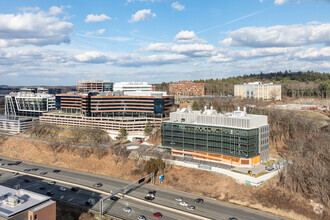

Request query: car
[
  {"left": 0, "top": 163, "right": 4, "bottom": 166},
  {"left": 24, "top": 178, "right": 32, "bottom": 182},
  {"left": 46, "top": 191, "right": 54, "bottom": 196},
  {"left": 39, "top": 186, "right": 46, "bottom": 190},
  {"left": 71, "top": 187, "right": 79, "bottom": 192},
  {"left": 7, "top": 163, "right": 13, "bottom": 166},
  {"left": 24, "top": 169, "right": 31, "bottom": 172},
  {"left": 31, "top": 168, "right": 39, "bottom": 171},
  {"left": 53, "top": 169, "right": 61, "bottom": 173},
  {"left": 59, "top": 187, "right": 66, "bottom": 191},
  {"left": 153, "top": 212, "right": 162, "bottom": 218},
  {"left": 47, "top": 181, "right": 56, "bottom": 185},
  {"left": 13, "top": 161, "right": 21, "bottom": 165},
  {"left": 187, "top": 205, "right": 195, "bottom": 211},
  {"left": 123, "top": 207, "right": 132, "bottom": 213},
  {"left": 145, "top": 195, "right": 154, "bottom": 200},
  {"left": 228, "top": 218, "right": 238, "bottom": 220},
  {"left": 11, "top": 172, "right": 18, "bottom": 176},
  {"left": 175, "top": 197, "right": 183, "bottom": 202},
  {"left": 194, "top": 198, "right": 204, "bottom": 204},
  {"left": 179, "top": 201, "right": 188, "bottom": 206},
  {"left": 137, "top": 215, "right": 146, "bottom": 220},
  {"left": 85, "top": 198, "right": 95, "bottom": 206},
  {"left": 110, "top": 196, "right": 119, "bottom": 201},
  {"left": 40, "top": 172, "right": 47, "bottom": 175},
  {"left": 148, "top": 190, "right": 156, "bottom": 195},
  {"left": 93, "top": 183, "right": 103, "bottom": 187}
]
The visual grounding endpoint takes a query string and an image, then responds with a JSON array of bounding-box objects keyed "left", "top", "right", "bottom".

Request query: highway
[{"left": 0, "top": 157, "right": 284, "bottom": 220}]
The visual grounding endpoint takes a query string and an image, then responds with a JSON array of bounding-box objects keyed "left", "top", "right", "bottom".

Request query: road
[{"left": 0, "top": 157, "right": 284, "bottom": 220}]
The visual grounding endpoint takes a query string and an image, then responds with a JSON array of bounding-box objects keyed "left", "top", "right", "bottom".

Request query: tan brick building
[{"left": 169, "top": 81, "right": 205, "bottom": 96}]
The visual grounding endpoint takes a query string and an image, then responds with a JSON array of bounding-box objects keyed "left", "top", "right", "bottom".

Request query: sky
[{"left": 0, "top": 0, "right": 330, "bottom": 86}]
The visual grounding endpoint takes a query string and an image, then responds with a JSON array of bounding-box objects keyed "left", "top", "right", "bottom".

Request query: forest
[{"left": 158, "top": 71, "right": 330, "bottom": 99}]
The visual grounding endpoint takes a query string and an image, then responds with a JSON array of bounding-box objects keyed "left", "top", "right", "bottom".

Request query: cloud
[
  {"left": 97, "top": 29, "right": 106, "bottom": 34},
  {"left": 293, "top": 47, "right": 330, "bottom": 61},
  {"left": 145, "top": 43, "right": 216, "bottom": 57},
  {"left": 274, "top": 0, "right": 330, "bottom": 5},
  {"left": 19, "top": 7, "right": 40, "bottom": 12},
  {"left": 0, "top": 11, "right": 73, "bottom": 47},
  {"left": 129, "top": 9, "right": 156, "bottom": 23},
  {"left": 171, "top": 2, "right": 185, "bottom": 11},
  {"left": 75, "top": 51, "right": 109, "bottom": 63},
  {"left": 174, "top": 30, "right": 206, "bottom": 43},
  {"left": 48, "top": 6, "right": 63, "bottom": 15},
  {"left": 274, "top": 0, "right": 288, "bottom": 4},
  {"left": 85, "top": 14, "right": 111, "bottom": 22},
  {"left": 221, "top": 23, "right": 330, "bottom": 47}
]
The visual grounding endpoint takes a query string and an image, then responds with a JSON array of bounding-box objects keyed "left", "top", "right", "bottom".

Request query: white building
[
  {"left": 113, "top": 82, "right": 152, "bottom": 94},
  {"left": 234, "top": 82, "right": 281, "bottom": 100}
]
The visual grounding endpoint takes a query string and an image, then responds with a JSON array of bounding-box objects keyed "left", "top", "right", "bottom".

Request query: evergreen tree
[
  {"left": 192, "top": 101, "right": 199, "bottom": 110},
  {"left": 144, "top": 122, "right": 152, "bottom": 135},
  {"left": 118, "top": 128, "right": 127, "bottom": 140}
]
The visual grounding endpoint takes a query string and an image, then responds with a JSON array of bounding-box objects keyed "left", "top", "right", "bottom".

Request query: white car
[
  {"left": 11, "top": 172, "right": 19, "bottom": 176},
  {"left": 187, "top": 205, "right": 195, "bottom": 211},
  {"left": 47, "top": 181, "right": 56, "bottom": 185},
  {"left": 137, "top": 215, "right": 146, "bottom": 220},
  {"left": 179, "top": 201, "right": 188, "bottom": 206},
  {"left": 123, "top": 207, "right": 132, "bottom": 213},
  {"left": 59, "top": 187, "right": 66, "bottom": 191},
  {"left": 175, "top": 197, "right": 183, "bottom": 202}
]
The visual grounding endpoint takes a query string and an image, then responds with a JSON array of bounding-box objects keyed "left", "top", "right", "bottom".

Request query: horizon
[{"left": 1, "top": 0, "right": 330, "bottom": 86}]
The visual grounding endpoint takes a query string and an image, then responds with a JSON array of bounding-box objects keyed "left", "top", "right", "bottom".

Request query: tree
[
  {"left": 118, "top": 127, "right": 127, "bottom": 140},
  {"left": 145, "top": 157, "right": 165, "bottom": 174},
  {"left": 192, "top": 101, "right": 199, "bottom": 110},
  {"left": 144, "top": 122, "right": 152, "bottom": 136}
]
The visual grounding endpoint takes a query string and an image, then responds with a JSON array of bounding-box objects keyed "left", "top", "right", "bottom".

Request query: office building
[
  {"left": 0, "top": 115, "right": 38, "bottom": 133},
  {"left": 5, "top": 92, "right": 56, "bottom": 117},
  {"left": 76, "top": 80, "right": 113, "bottom": 93},
  {"left": 113, "top": 82, "right": 152, "bottom": 93},
  {"left": 161, "top": 107, "right": 269, "bottom": 166},
  {"left": 0, "top": 185, "right": 56, "bottom": 220},
  {"left": 40, "top": 91, "right": 174, "bottom": 136},
  {"left": 169, "top": 81, "right": 205, "bottom": 96},
  {"left": 234, "top": 82, "right": 281, "bottom": 100}
]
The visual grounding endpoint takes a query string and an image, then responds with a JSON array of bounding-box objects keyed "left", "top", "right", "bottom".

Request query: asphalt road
[{"left": 0, "top": 157, "right": 284, "bottom": 220}]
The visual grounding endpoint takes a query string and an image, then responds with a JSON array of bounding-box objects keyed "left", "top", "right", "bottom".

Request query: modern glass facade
[{"left": 162, "top": 122, "right": 259, "bottom": 158}]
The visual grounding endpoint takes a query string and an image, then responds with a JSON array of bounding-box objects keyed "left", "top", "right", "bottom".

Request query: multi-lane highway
[{"left": 0, "top": 157, "right": 283, "bottom": 220}]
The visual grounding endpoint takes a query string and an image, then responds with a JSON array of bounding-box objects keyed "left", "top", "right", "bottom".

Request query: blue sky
[{"left": 1, "top": 0, "right": 329, "bottom": 86}]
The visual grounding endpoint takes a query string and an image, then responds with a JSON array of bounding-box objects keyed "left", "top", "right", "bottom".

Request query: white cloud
[
  {"left": 293, "top": 47, "right": 330, "bottom": 60},
  {"left": 221, "top": 23, "right": 330, "bottom": 47},
  {"left": 19, "top": 7, "right": 40, "bottom": 12},
  {"left": 0, "top": 11, "right": 73, "bottom": 47},
  {"left": 48, "top": 6, "right": 63, "bottom": 15},
  {"left": 174, "top": 30, "right": 206, "bottom": 43},
  {"left": 274, "top": 0, "right": 288, "bottom": 5},
  {"left": 75, "top": 51, "right": 109, "bottom": 63},
  {"left": 129, "top": 9, "right": 156, "bottom": 23},
  {"left": 85, "top": 14, "right": 111, "bottom": 22},
  {"left": 171, "top": 2, "right": 185, "bottom": 11},
  {"left": 145, "top": 43, "right": 216, "bottom": 57},
  {"left": 97, "top": 29, "right": 106, "bottom": 34}
]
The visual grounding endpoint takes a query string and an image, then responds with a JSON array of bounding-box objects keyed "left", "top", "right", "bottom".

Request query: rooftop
[
  {"left": 0, "top": 115, "right": 35, "bottom": 121},
  {"left": 167, "top": 107, "right": 268, "bottom": 129},
  {"left": 7, "top": 92, "right": 55, "bottom": 98},
  {"left": 0, "top": 185, "right": 51, "bottom": 218}
]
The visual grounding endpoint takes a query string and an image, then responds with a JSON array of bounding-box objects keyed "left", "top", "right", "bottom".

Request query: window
[{"left": 34, "top": 214, "right": 38, "bottom": 220}]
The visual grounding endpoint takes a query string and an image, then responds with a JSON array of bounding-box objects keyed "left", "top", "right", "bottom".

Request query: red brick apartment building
[{"left": 169, "top": 81, "right": 205, "bottom": 96}]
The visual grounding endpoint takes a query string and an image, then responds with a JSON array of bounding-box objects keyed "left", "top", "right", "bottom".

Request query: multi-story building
[
  {"left": 234, "top": 82, "right": 281, "bottom": 100},
  {"left": 76, "top": 80, "right": 113, "bottom": 93},
  {"left": 161, "top": 107, "right": 269, "bottom": 166},
  {"left": 40, "top": 91, "right": 174, "bottom": 137},
  {"left": 5, "top": 92, "right": 56, "bottom": 117},
  {"left": 113, "top": 82, "right": 152, "bottom": 93},
  {"left": 169, "top": 81, "right": 205, "bottom": 96},
  {"left": 0, "top": 115, "right": 38, "bottom": 133},
  {"left": 0, "top": 185, "right": 56, "bottom": 220}
]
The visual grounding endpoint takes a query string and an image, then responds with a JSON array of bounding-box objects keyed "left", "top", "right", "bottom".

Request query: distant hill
[{"left": 193, "top": 71, "right": 330, "bottom": 98}]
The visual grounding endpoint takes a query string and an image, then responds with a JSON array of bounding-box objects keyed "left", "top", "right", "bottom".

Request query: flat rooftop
[
  {"left": 167, "top": 108, "right": 268, "bottom": 129},
  {"left": 0, "top": 115, "right": 35, "bottom": 121},
  {"left": 0, "top": 185, "right": 50, "bottom": 218}
]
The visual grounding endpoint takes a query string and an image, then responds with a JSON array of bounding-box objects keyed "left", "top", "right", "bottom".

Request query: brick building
[{"left": 169, "top": 81, "right": 205, "bottom": 96}]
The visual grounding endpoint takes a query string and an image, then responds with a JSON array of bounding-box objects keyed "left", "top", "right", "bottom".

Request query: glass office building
[{"left": 161, "top": 108, "right": 269, "bottom": 166}]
